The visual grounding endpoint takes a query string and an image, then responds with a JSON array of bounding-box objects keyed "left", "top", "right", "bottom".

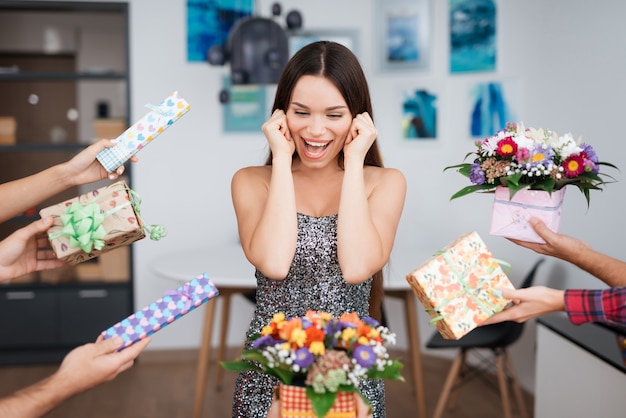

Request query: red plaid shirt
[{"left": 564, "top": 287, "right": 626, "bottom": 326}]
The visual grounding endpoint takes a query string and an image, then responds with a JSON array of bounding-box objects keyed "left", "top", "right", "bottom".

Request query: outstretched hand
[
  {"left": 508, "top": 217, "right": 590, "bottom": 260},
  {"left": 0, "top": 216, "right": 65, "bottom": 282},
  {"left": 54, "top": 335, "right": 150, "bottom": 395},
  {"left": 62, "top": 138, "right": 139, "bottom": 186},
  {"left": 481, "top": 286, "right": 566, "bottom": 325}
]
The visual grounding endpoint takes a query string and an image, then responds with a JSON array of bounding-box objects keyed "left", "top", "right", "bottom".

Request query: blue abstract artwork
[
  {"left": 449, "top": 0, "right": 496, "bottom": 73},
  {"left": 402, "top": 89, "right": 437, "bottom": 140},
  {"left": 469, "top": 82, "right": 515, "bottom": 137},
  {"left": 187, "top": 0, "right": 254, "bottom": 62}
]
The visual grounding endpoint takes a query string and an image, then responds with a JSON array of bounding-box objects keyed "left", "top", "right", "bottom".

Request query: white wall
[{"left": 39, "top": 0, "right": 625, "bottom": 394}]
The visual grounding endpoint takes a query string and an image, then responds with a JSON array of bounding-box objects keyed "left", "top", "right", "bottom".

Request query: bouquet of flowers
[
  {"left": 221, "top": 310, "right": 404, "bottom": 418},
  {"left": 444, "top": 122, "right": 618, "bottom": 206}
]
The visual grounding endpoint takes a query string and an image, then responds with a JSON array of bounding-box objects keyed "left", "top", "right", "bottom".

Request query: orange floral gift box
[
  {"left": 39, "top": 180, "right": 159, "bottom": 266},
  {"left": 406, "top": 231, "right": 515, "bottom": 340}
]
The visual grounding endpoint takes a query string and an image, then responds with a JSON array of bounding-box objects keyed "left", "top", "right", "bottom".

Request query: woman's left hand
[
  {"left": 344, "top": 112, "right": 377, "bottom": 163},
  {"left": 355, "top": 393, "right": 373, "bottom": 418}
]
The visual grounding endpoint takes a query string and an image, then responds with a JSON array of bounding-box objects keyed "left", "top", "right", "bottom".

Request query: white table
[
  {"left": 152, "top": 245, "right": 427, "bottom": 418},
  {"left": 151, "top": 244, "right": 256, "bottom": 418}
]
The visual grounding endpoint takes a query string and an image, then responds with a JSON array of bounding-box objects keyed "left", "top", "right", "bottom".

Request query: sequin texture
[{"left": 231, "top": 213, "right": 385, "bottom": 417}]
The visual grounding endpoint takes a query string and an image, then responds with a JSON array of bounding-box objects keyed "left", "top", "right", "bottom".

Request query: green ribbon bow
[{"left": 59, "top": 201, "right": 107, "bottom": 253}]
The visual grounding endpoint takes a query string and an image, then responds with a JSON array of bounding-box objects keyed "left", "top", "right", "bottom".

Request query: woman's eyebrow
[{"left": 291, "top": 102, "right": 348, "bottom": 111}]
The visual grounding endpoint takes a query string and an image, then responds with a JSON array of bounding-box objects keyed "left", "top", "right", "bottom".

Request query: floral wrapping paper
[
  {"left": 39, "top": 180, "right": 145, "bottom": 266},
  {"left": 406, "top": 231, "right": 515, "bottom": 340},
  {"left": 96, "top": 91, "right": 191, "bottom": 173},
  {"left": 490, "top": 185, "right": 566, "bottom": 244},
  {"left": 101, "top": 273, "right": 219, "bottom": 350},
  {"left": 279, "top": 383, "right": 356, "bottom": 418}
]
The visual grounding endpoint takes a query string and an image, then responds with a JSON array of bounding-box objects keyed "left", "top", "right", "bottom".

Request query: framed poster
[
  {"left": 222, "top": 76, "right": 268, "bottom": 133},
  {"left": 449, "top": 0, "right": 496, "bottom": 73},
  {"left": 289, "top": 29, "right": 360, "bottom": 58},
  {"left": 376, "top": 0, "right": 431, "bottom": 72},
  {"left": 187, "top": 0, "right": 254, "bottom": 62}
]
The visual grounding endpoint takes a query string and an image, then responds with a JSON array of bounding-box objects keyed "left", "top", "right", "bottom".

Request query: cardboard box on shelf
[
  {"left": 93, "top": 118, "right": 126, "bottom": 140},
  {"left": 0, "top": 116, "right": 16, "bottom": 145}
]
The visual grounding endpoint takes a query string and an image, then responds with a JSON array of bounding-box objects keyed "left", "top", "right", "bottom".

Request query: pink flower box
[{"left": 489, "top": 186, "right": 566, "bottom": 244}]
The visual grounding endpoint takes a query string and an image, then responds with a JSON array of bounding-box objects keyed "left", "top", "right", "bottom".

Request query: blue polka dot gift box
[{"left": 101, "top": 273, "right": 219, "bottom": 350}]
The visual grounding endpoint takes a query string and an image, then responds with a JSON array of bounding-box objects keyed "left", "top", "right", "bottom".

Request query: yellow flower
[
  {"left": 261, "top": 325, "right": 273, "bottom": 335},
  {"left": 357, "top": 336, "right": 370, "bottom": 345},
  {"left": 341, "top": 328, "right": 356, "bottom": 341},
  {"left": 271, "top": 312, "right": 286, "bottom": 324},
  {"left": 309, "top": 341, "right": 325, "bottom": 355},
  {"left": 290, "top": 328, "right": 307, "bottom": 347}
]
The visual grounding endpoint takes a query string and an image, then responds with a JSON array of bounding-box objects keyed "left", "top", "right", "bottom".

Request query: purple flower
[
  {"left": 581, "top": 143, "right": 599, "bottom": 163},
  {"left": 362, "top": 317, "right": 379, "bottom": 328},
  {"left": 469, "top": 163, "right": 486, "bottom": 185},
  {"left": 294, "top": 347, "right": 315, "bottom": 368},
  {"left": 581, "top": 144, "right": 600, "bottom": 173},
  {"left": 353, "top": 345, "right": 376, "bottom": 368},
  {"left": 528, "top": 145, "right": 555, "bottom": 167},
  {"left": 252, "top": 334, "right": 279, "bottom": 349}
]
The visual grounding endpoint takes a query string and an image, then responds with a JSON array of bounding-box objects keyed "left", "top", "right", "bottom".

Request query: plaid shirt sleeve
[{"left": 564, "top": 287, "right": 626, "bottom": 326}]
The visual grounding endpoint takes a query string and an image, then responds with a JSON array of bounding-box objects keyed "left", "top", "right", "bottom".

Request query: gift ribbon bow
[
  {"left": 126, "top": 189, "right": 167, "bottom": 241},
  {"left": 163, "top": 283, "right": 195, "bottom": 313},
  {"left": 51, "top": 186, "right": 166, "bottom": 254},
  {"left": 426, "top": 252, "right": 511, "bottom": 326},
  {"left": 145, "top": 103, "right": 175, "bottom": 118},
  {"left": 58, "top": 201, "right": 107, "bottom": 253}
]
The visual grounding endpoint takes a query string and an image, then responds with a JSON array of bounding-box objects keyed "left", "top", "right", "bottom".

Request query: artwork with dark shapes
[
  {"left": 187, "top": 0, "right": 254, "bottom": 62},
  {"left": 402, "top": 89, "right": 437, "bottom": 140},
  {"left": 450, "top": 0, "right": 496, "bottom": 73},
  {"left": 470, "top": 82, "right": 514, "bottom": 137}
]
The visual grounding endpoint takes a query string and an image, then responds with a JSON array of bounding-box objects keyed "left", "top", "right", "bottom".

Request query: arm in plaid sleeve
[{"left": 564, "top": 287, "right": 626, "bottom": 326}]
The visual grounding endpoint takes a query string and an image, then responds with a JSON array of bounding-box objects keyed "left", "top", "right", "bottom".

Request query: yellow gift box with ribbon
[
  {"left": 40, "top": 180, "right": 163, "bottom": 266},
  {"left": 406, "top": 231, "right": 515, "bottom": 340}
]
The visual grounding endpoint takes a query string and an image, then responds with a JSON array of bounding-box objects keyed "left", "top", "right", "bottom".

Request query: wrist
[
  {"left": 550, "top": 288, "right": 566, "bottom": 311},
  {"left": 53, "top": 161, "right": 78, "bottom": 188}
]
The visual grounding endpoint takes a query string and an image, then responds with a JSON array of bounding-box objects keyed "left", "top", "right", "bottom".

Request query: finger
[
  {"left": 96, "top": 335, "right": 124, "bottom": 355},
  {"left": 35, "top": 259, "right": 66, "bottom": 272},
  {"left": 115, "top": 337, "right": 151, "bottom": 363},
  {"left": 16, "top": 217, "right": 53, "bottom": 242}
]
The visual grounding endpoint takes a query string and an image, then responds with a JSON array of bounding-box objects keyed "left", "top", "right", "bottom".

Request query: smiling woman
[{"left": 229, "top": 41, "right": 407, "bottom": 418}]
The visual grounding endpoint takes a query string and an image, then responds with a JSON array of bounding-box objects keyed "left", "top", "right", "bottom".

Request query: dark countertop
[{"left": 537, "top": 313, "right": 626, "bottom": 374}]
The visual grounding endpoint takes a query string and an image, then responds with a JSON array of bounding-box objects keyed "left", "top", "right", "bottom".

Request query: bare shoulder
[
  {"left": 364, "top": 166, "right": 406, "bottom": 189},
  {"left": 232, "top": 165, "right": 272, "bottom": 188}
]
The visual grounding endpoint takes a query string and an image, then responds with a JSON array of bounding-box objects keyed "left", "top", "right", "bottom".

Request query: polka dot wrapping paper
[{"left": 101, "top": 273, "right": 219, "bottom": 350}]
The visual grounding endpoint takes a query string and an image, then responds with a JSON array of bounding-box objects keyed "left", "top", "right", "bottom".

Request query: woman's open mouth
[{"left": 302, "top": 139, "right": 331, "bottom": 158}]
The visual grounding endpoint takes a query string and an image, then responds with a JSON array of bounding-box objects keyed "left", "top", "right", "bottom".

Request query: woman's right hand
[{"left": 262, "top": 109, "right": 294, "bottom": 159}]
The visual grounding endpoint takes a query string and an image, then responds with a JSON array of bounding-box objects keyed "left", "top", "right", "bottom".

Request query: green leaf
[
  {"left": 450, "top": 184, "right": 496, "bottom": 200},
  {"left": 219, "top": 360, "right": 263, "bottom": 373},
  {"left": 306, "top": 388, "right": 337, "bottom": 418},
  {"left": 367, "top": 360, "right": 405, "bottom": 381}
]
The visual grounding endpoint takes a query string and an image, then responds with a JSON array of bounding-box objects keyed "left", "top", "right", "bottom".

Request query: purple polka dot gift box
[{"left": 102, "top": 273, "right": 219, "bottom": 350}]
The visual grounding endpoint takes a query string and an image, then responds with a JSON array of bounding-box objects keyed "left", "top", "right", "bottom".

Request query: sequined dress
[{"left": 231, "top": 213, "right": 385, "bottom": 417}]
